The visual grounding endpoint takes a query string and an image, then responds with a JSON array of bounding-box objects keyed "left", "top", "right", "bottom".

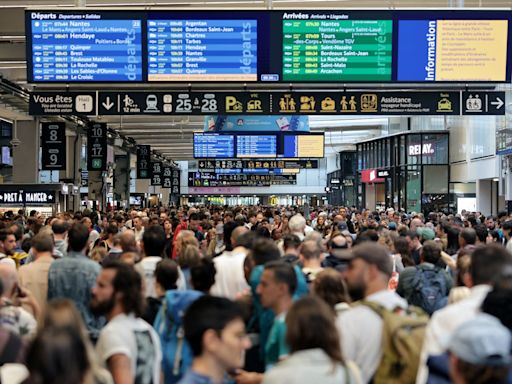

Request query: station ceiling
[{"left": 0, "top": 0, "right": 507, "bottom": 160}]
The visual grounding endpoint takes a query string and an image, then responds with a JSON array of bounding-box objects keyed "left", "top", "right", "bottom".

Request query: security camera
[{"left": 10, "top": 138, "right": 21, "bottom": 148}]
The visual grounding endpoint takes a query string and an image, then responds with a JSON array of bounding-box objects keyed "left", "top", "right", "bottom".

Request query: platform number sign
[
  {"left": 136, "top": 145, "right": 151, "bottom": 179},
  {"left": 162, "top": 166, "right": 173, "bottom": 188},
  {"left": 41, "top": 122, "right": 66, "bottom": 170},
  {"left": 171, "top": 169, "right": 180, "bottom": 195},
  {"left": 87, "top": 122, "right": 107, "bottom": 171},
  {"left": 150, "top": 161, "right": 163, "bottom": 186}
]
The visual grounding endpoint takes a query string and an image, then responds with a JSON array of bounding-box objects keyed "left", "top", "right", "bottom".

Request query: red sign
[{"left": 361, "top": 169, "right": 385, "bottom": 183}]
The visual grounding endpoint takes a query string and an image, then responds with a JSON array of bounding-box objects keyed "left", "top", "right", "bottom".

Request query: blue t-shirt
[{"left": 178, "top": 370, "right": 214, "bottom": 384}]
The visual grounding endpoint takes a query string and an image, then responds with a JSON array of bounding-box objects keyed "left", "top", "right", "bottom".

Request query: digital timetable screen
[
  {"left": 147, "top": 19, "right": 258, "bottom": 81},
  {"left": 27, "top": 12, "right": 142, "bottom": 82},
  {"left": 194, "top": 132, "right": 324, "bottom": 159},
  {"left": 26, "top": 10, "right": 512, "bottom": 83},
  {"left": 236, "top": 135, "right": 277, "bottom": 158},
  {"left": 282, "top": 19, "right": 393, "bottom": 82},
  {"left": 193, "top": 133, "right": 235, "bottom": 158}
]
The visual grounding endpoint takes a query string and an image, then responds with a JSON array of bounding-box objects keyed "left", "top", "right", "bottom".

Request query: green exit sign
[{"left": 92, "top": 159, "right": 102, "bottom": 169}]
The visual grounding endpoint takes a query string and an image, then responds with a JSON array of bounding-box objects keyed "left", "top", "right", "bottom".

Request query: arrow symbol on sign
[
  {"left": 491, "top": 97, "right": 504, "bottom": 110},
  {"left": 102, "top": 97, "right": 114, "bottom": 111}
]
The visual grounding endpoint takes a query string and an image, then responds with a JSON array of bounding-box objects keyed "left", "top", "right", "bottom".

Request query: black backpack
[{"left": 409, "top": 267, "right": 448, "bottom": 316}]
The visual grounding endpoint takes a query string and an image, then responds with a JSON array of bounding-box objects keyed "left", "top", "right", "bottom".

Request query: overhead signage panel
[
  {"left": 150, "top": 161, "right": 163, "bottom": 186},
  {"left": 198, "top": 159, "right": 318, "bottom": 169},
  {"left": 162, "top": 166, "right": 173, "bottom": 188},
  {"left": 136, "top": 145, "right": 151, "bottom": 179},
  {"left": 462, "top": 91, "right": 506, "bottom": 115},
  {"left": 0, "top": 189, "right": 56, "bottom": 205},
  {"left": 26, "top": 10, "right": 512, "bottom": 84},
  {"left": 86, "top": 122, "right": 107, "bottom": 171},
  {"left": 29, "top": 91, "right": 504, "bottom": 116},
  {"left": 204, "top": 115, "right": 310, "bottom": 132},
  {"left": 188, "top": 172, "right": 296, "bottom": 187},
  {"left": 29, "top": 92, "right": 96, "bottom": 115},
  {"left": 171, "top": 168, "right": 181, "bottom": 195},
  {"left": 41, "top": 122, "right": 66, "bottom": 170}
]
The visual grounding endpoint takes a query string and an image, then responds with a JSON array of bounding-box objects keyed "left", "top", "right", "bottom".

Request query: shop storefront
[{"left": 356, "top": 131, "right": 450, "bottom": 213}]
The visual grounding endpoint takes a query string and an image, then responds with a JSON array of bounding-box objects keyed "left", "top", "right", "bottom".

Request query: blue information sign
[
  {"left": 29, "top": 12, "right": 142, "bottom": 82},
  {"left": 147, "top": 19, "right": 257, "bottom": 81},
  {"left": 193, "top": 133, "right": 235, "bottom": 158}
]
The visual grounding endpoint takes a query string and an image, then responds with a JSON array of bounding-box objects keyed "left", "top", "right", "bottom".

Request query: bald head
[
  {"left": 300, "top": 240, "right": 322, "bottom": 261},
  {"left": 231, "top": 226, "right": 248, "bottom": 247},
  {"left": 0, "top": 264, "right": 17, "bottom": 297},
  {"left": 120, "top": 229, "right": 137, "bottom": 252}
]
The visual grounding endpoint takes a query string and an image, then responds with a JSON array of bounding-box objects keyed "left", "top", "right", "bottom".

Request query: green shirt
[{"left": 264, "top": 312, "right": 289, "bottom": 369}]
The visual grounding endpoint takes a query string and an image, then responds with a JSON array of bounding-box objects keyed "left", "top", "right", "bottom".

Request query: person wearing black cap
[{"left": 335, "top": 242, "right": 408, "bottom": 383}]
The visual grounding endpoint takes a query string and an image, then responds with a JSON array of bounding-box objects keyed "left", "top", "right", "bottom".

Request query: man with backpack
[
  {"left": 337, "top": 242, "right": 428, "bottom": 383},
  {"left": 396, "top": 241, "right": 453, "bottom": 316},
  {"left": 153, "top": 260, "right": 203, "bottom": 384}
]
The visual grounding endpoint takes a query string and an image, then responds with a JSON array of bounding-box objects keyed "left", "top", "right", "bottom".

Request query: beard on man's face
[
  {"left": 347, "top": 281, "right": 366, "bottom": 302},
  {"left": 90, "top": 294, "right": 116, "bottom": 316}
]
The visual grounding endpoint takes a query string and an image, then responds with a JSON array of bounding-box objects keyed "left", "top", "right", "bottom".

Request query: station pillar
[
  {"left": 12, "top": 120, "right": 39, "bottom": 184},
  {"left": 114, "top": 154, "right": 131, "bottom": 210}
]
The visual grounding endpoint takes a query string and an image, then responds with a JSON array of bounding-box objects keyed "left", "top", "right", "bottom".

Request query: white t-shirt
[
  {"left": 210, "top": 248, "right": 249, "bottom": 299},
  {"left": 336, "top": 290, "right": 408, "bottom": 383},
  {"left": 96, "top": 313, "right": 161, "bottom": 384},
  {"left": 135, "top": 256, "right": 162, "bottom": 298}
]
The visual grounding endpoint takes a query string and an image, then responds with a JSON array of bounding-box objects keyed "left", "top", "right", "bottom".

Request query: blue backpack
[
  {"left": 410, "top": 267, "right": 448, "bottom": 316},
  {"left": 154, "top": 290, "right": 203, "bottom": 384}
]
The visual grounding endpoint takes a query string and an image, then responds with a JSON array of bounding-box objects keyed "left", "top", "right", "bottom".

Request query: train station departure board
[
  {"left": 28, "top": 12, "right": 142, "bottom": 82},
  {"left": 26, "top": 10, "right": 512, "bottom": 83},
  {"left": 147, "top": 19, "right": 257, "bottom": 81}
]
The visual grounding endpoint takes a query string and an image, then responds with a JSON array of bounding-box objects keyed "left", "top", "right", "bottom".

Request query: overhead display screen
[
  {"left": 147, "top": 19, "right": 257, "bottom": 81},
  {"left": 236, "top": 135, "right": 277, "bottom": 158},
  {"left": 193, "top": 133, "right": 234, "bottom": 158},
  {"left": 27, "top": 11, "right": 142, "bottom": 82},
  {"left": 26, "top": 10, "right": 512, "bottom": 83},
  {"left": 282, "top": 19, "right": 393, "bottom": 81},
  {"left": 397, "top": 19, "right": 509, "bottom": 81},
  {"left": 282, "top": 134, "right": 325, "bottom": 158},
  {"left": 194, "top": 132, "right": 324, "bottom": 159}
]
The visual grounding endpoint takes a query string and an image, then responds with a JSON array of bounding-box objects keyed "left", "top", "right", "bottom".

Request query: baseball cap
[
  {"left": 388, "top": 222, "right": 397, "bottom": 230},
  {"left": 448, "top": 313, "right": 512, "bottom": 366},
  {"left": 417, "top": 227, "right": 435, "bottom": 241},
  {"left": 349, "top": 243, "right": 393, "bottom": 277}
]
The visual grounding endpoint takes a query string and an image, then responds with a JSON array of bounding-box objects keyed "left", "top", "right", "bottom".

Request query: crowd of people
[{"left": 0, "top": 205, "right": 510, "bottom": 384}]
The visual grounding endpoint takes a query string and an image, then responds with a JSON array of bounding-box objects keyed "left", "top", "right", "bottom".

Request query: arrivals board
[
  {"left": 282, "top": 19, "right": 393, "bottom": 82},
  {"left": 26, "top": 10, "right": 512, "bottom": 84},
  {"left": 27, "top": 11, "right": 142, "bottom": 82}
]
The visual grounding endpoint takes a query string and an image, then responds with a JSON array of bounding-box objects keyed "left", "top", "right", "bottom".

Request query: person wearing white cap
[{"left": 448, "top": 313, "right": 511, "bottom": 384}]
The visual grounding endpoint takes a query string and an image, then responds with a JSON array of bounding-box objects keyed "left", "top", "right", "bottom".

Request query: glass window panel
[{"left": 423, "top": 165, "right": 449, "bottom": 194}]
